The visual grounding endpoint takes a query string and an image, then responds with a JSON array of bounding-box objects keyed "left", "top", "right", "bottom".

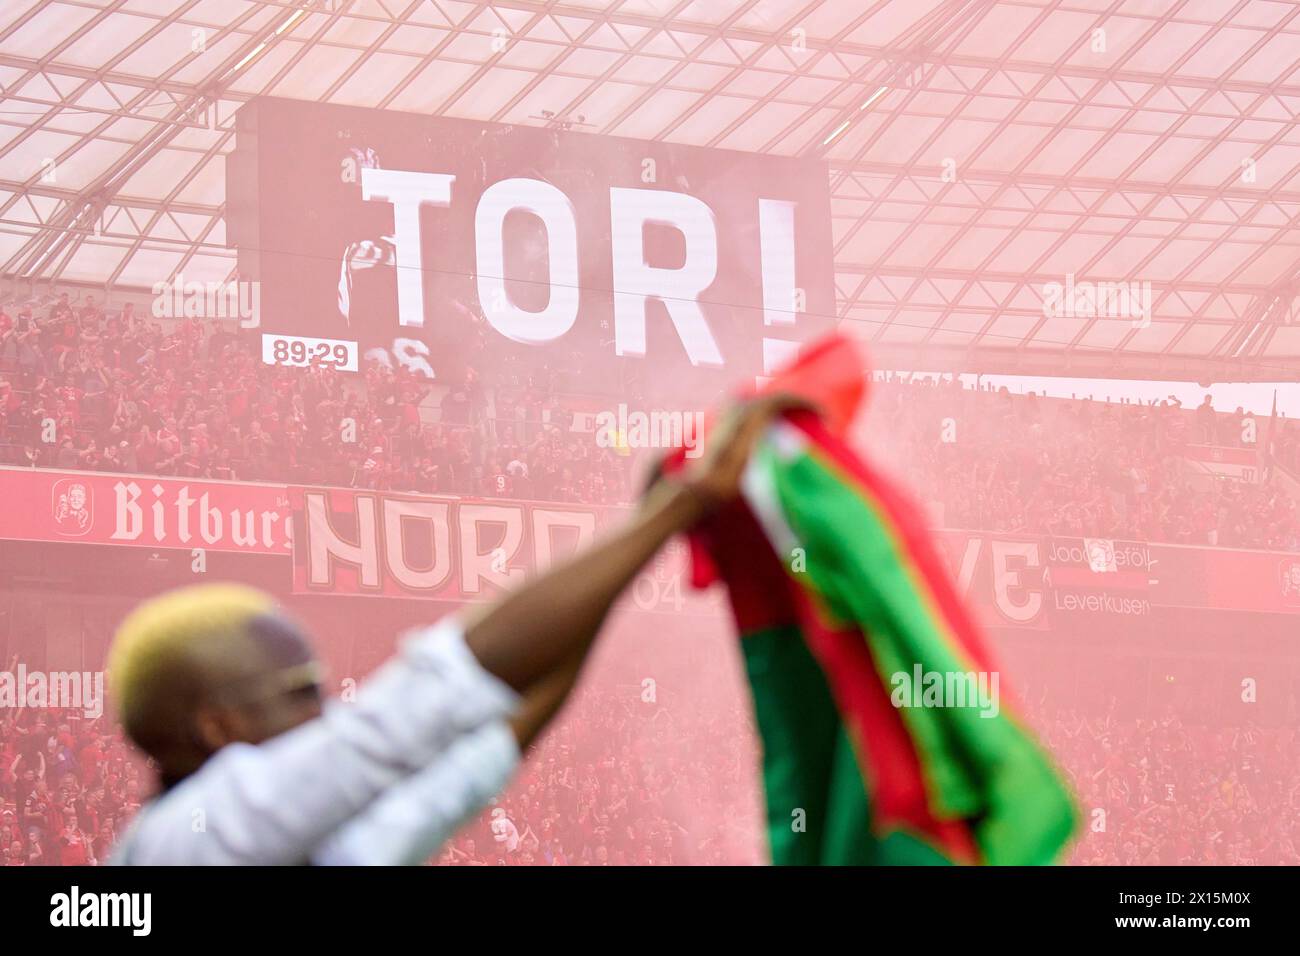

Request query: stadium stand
[{"left": 2, "top": 293, "right": 1299, "bottom": 866}]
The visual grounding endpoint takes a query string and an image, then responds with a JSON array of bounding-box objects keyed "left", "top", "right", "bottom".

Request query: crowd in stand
[
  {"left": 0, "top": 702, "right": 144, "bottom": 867},
  {"left": 1039, "top": 703, "right": 1300, "bottom": 866},
  {"left": 6, "top": 293, "right": 1300, "bottom": 546},
  {"left": 3, "top": 675, "right": 1295, "bottom": 866},
  {"left": 0, "top": 294, "right": 633, "bottom": 505},
  {"left": 5, "top": 294, "right": 1300, "bottom": 547},
  {"left": 867, "top": 376, "right": 1300, "bottom": 551}
]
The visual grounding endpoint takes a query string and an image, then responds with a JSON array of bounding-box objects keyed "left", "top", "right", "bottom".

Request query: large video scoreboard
[{"left": 228, "top": 98, "right": 835, "bottom": 397}]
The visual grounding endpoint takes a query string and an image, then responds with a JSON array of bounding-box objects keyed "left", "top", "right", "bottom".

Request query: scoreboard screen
[{"left": 229, "top": 97, "right": 835, "bottom": 397}]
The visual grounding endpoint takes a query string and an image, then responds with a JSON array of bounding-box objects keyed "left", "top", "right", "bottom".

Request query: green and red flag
[{"left": 676, "top": 338, "right": 1077, "bottom": 865}]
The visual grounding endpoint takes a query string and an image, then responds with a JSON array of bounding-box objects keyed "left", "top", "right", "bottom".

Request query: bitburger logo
[{"left": 51, "top": 478, "right": 93, "bottom": 536}]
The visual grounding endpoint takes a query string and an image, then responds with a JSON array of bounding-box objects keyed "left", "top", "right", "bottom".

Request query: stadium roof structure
[{"left": 2, "top": 0, "right": 1300, "bottom": 382}]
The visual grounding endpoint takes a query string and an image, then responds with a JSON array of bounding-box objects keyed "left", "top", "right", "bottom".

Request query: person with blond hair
[{"left": 108, "top": 397, "right": 790, "bottom": 865}]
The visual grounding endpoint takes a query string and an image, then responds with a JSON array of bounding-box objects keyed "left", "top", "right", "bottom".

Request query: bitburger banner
[{"left": 0, "top": 466, "right": 292, "bottom": 554}]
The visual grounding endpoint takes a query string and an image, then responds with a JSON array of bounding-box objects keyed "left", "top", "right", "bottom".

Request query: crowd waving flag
[{"left": 672, "top": 337, "right": 1077, "bottom": 865}]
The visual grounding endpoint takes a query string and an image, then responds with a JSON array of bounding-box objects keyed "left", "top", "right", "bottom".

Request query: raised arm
[{"left": 462, "top": 394, "right": 796, "bottom": 696}]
